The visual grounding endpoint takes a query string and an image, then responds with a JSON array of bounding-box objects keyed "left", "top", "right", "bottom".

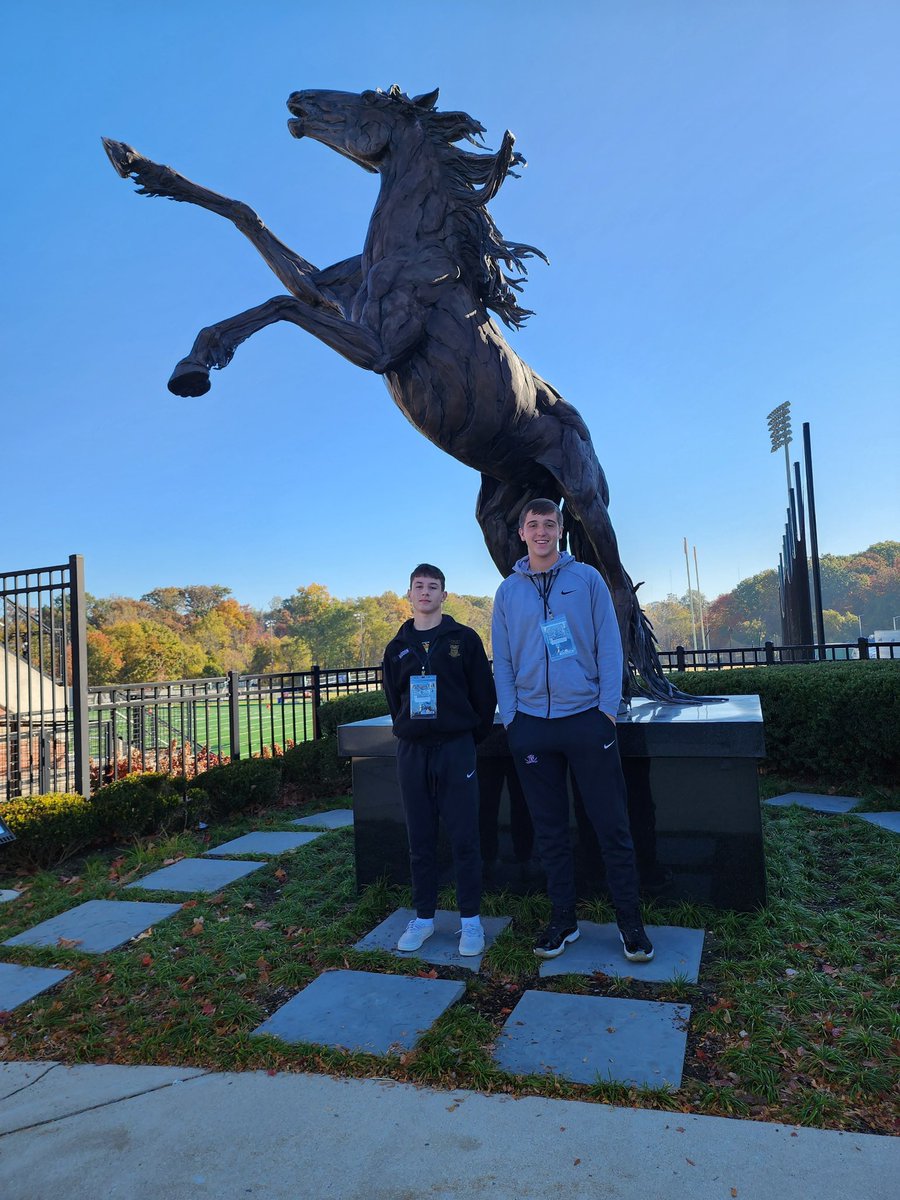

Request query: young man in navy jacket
[
  {"left": 492, "top": 500, "right": 654, "bottom": 963},
  {"left": 383, "top": 564, "right": 496, "bottom": 956}
]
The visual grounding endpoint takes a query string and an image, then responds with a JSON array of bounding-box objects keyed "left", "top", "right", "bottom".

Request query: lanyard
[
  {"left": 528, "top": 568, "right": 560, "bottom": 619},
  {"left": 410, "top": 634, "right": 437, "bottom": 675}
]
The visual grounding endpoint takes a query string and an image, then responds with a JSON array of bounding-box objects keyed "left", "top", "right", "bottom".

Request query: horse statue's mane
[{"left": 372, "top": 84, "right": 548, "bottom": 329}]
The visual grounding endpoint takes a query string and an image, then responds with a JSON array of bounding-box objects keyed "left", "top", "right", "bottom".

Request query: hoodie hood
[{"left": 511, "top": 551, "right": 576, "bottom": 577}]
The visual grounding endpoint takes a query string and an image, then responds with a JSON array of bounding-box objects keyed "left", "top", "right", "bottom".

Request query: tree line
[
  {"left": 85, "top": 542, "right": 898, "bottom": 685},
  {"left": 86, "top": 583, "right": 492, "bottom": 686}
]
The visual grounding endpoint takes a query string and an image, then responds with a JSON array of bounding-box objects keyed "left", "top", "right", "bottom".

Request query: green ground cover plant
[{"left": 1, "top": 778, "right": 896, "bottom": 1134}]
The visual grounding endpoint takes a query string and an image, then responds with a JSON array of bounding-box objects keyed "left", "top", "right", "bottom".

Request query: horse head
[{"left": 287, "top": 85, "right": 444, "bottom": 173}]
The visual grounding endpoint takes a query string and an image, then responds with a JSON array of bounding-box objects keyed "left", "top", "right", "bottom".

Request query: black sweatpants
[
  {"left": 395, "top": 733, "right": 482, "bottom": 919},
  {"left": 506, "top": 707, "right": 640, "bottom": 913}
]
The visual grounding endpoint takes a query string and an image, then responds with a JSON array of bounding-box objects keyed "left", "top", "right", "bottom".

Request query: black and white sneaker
[
  {"left": 618, "top": 920, "right": 654, "bottom": 963},
  {"left": 533, "top": 915, "right": 580, "bottom": 959}
]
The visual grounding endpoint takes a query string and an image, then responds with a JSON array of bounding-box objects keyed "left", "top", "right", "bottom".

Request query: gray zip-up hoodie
[{"left": 491, "top": 552, "right": 623, "bottom": 726}]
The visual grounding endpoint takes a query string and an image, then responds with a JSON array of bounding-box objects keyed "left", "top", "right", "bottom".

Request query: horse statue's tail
[{"left": 622, "top": 583, "right": 705, "bottom": 703}]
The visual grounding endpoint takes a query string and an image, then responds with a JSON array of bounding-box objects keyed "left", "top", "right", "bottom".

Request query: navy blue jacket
[{"left": 382, "top": 615, "right": 496, "bottom": 743}]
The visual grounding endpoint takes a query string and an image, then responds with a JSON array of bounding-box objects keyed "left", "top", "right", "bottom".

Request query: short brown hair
[
  {"left": 409, "top": 563, "right": 446, "bottom": 590},
  {"left": 518, "top": 498, "right": 562, "bottom": 531}
]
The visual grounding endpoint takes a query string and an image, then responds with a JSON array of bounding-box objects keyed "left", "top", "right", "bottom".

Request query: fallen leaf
[
  {"left": 252, "top": 920, "right": 273, "bottom": 930},
  {"left": 731, "top": 1189, "right": 738, "bottom": 1197},
  {"left": 201, "top": 1001, "right": 216, "bottom": 1016},
  {"left": 274, "top": 868, "right": 287, "bottom": 882},
  {"left": 181, "top": 900, "right": 198, "bottom": 910},
  {"left": 140, "top": 954, "right": 153, "bottom": 967},
  {"left": 573, "top": 1158, "right": 581, "bottom": 1166},
  {"left": 686, "top": 1158, "right": 695, "bottom": 1166},
  {"left": 57, "top": 936, "right": 82, "bottom": 949},
  {"left": 209, "top": 893, "right": 227, "bottom": 905},
  {"left": 242, "top": 901, "right": 256, "bottom": 911},
  {"left": 134, "top": 928, "right": 153, "bottom": 941},
  {"left": 267, "top": 1068, "right": 277, "bottom": 1076},
  {"left": 189, "top": 918, "right": 205, "bottom": 936}
]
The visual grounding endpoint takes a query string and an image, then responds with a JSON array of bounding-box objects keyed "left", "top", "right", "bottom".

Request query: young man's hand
[{"left": 602, "top": 711, "right": 617, "bottom": 723}]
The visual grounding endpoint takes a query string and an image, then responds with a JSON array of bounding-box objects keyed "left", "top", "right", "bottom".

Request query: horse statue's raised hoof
[{"left": 168, "top": 360, "right": 211, "bottom": 397}]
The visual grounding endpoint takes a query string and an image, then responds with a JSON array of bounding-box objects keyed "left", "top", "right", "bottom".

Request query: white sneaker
[
  {"left": 397, "top": 917, "right": 435, "bottom": 952},
  {"left": 458, "top": 916, "right": 485, "bottom": 957}
]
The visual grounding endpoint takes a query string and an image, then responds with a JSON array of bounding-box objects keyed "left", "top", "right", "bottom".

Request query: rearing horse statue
[{"left": 104, "top": 84, "right": 680, "bottom": 701}]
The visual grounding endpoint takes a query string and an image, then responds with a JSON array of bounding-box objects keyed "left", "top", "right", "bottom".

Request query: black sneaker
[
  {"left": 533, "top": 915, "right": 580, "bottom": 959},
  {"left": 618, "top": 918, "right": 654, "bottom": 963}
]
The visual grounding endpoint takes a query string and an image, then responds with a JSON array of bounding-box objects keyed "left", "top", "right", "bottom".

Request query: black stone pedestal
[{"left": 338, "top": 696, "right": 767, "bottom": 911}]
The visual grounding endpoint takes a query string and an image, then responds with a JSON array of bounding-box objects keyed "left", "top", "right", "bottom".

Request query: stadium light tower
[{"left": 767, "top": 401, "right": 793, "bottom": 492}]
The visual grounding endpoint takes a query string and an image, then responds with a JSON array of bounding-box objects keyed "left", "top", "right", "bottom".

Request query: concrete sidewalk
[{"left": 0, "top": 1062, "right": 896, "bottom": 1200}]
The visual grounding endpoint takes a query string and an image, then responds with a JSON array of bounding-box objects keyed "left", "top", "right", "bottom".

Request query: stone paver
[
  {"left": 855, "top": 812, "right": 900, "bottom": 834},
  {"left": 252, "top": 968, "right": 465, "bottom": 1054},
  {"left": 538, "top": 922, "right": 704, "bottom": 982},
  {"left": 125, "top": 857, "right": 264, "bottom": 893},
  {"left": 765, "top": 792, "right": 860, "bottom": 814},
  {"left": 493, "top": 990, "right": 691, "bottom": 1088},
  {"left": 0, "top": 962, "right": 72, "bottom": 1011},
  {"left": 203, "top": 831, "right": 323, "bottom": 857},
  {"left": 291, "top": 808, "right": 354, "bottom": 830},
  {"left": 354, "top": 907, "right": 511, "bottom": 971},
  {"left": 3, "top": 900, "right": 181, "bottom": 954},
  {"left": 0, "top": 890, "right": 20, "bottom": 904}
]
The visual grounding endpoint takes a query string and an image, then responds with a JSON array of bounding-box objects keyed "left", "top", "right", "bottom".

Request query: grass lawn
[{"left": 0, "top": 777, "right": 897, "bottom": 1134}]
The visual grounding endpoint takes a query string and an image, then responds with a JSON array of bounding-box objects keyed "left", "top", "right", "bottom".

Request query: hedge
[
  {"left": 668, "top": 661, "right": 899, "bottom": 785},
  {"left": 1, "top": 774, "right": 203, "bottom": 869},
  {"left": 191, "top": 757, "right": 283, "bottom": 815}
]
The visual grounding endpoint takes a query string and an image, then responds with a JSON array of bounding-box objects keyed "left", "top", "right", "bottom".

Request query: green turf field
[{"left": 89, "top": 695, "right": 315, "bottom": 760}]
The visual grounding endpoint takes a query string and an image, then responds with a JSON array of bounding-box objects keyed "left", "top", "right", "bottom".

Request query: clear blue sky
[{"left": 4, "top": 1, "right": 898, "bottom": 609}]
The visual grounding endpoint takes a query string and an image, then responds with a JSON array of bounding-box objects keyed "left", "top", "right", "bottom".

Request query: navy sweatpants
[
  {"left": 395, "top": 733, "right": 482, "bottom": 919},
  {"left": 506, "top": 708, "right": 640, "bottom": 913}
]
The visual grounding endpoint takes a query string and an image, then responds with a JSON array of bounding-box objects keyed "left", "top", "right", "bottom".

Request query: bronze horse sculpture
[{"left": 104, "top": 84, "right": 682, "bottom": 700}]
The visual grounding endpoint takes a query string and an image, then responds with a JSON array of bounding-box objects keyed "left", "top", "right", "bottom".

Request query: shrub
[
  {"left": 1, "top": 774, "right": 201, "bottom": 869},
  {"left": 192, "top": 757, "right": 283, "bottom": 817},
  {"left": 282, "top": 737, "right": 350, "bottom": 797},
  {"left": 90, "top": 773, "right": 177, "bottom": 839},
  {"left": 1, "top": 792, "right": 100, "bottom": 868},
  {"left": 317, "top": 690, "right": 390, "bottom": 737},
  {"left": 668, "top": 661, "right": 899, "bottom": 785}
]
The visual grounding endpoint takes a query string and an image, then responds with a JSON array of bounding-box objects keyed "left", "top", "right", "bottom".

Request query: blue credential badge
[
  {"left": 410, "top": 674, "right": 438, "bottom": 718},
  {"left": 540, "top": 615, "right": 577, "bottom": 661}
]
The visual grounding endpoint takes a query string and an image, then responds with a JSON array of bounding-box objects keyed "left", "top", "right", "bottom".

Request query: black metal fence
[
  {"left": 88, "top": 665, "right": 383, "bottom": 788},
  {"left": 1, "top": 556, "right": 89, "bottom": 800},
  {"left": 658, "top": 638, "right": 899, "bottom": 672}
]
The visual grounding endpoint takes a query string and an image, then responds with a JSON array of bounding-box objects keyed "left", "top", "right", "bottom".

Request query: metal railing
[
  {"left": 88, "top": 665, "right": 384, "bottom": 788},
  {"left": 658, "top": 638, "right": 900, "bottom": 671},
  {"left": 1, "top": 556, "right": 89, "bottom": 799}
]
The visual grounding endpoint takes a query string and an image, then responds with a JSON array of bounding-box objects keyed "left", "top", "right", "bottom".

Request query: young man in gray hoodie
[{"left": 491, "top": 499, "right": 654, "bottom": 962}]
